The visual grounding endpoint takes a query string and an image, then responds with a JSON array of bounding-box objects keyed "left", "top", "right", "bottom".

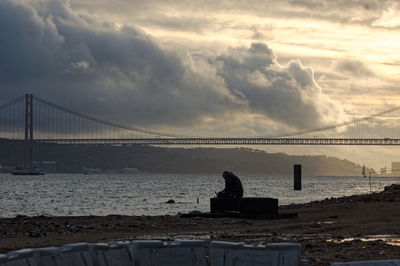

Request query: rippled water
[{"left": 1, "top": 173, "right": 400, "bottom": 218}]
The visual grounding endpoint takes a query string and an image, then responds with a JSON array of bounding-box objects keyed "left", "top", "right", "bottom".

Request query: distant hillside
[{"left": 0, "top": 139, "right": 364, "bottom": 175}]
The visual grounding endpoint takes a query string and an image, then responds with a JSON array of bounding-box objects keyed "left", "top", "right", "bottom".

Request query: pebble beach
[{"left": 2, "top": 184, "right": 400, "bottom": 265}]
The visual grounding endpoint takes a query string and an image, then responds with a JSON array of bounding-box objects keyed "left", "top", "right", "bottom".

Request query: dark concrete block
[
  {"left": 210, "top": 197, "right": 279, "bottom": 219},
  {"left": 237, "top": 197, "right": 278, "bottom": 218},
  {"left": 210, "top": 198, "right": 238, "bottom": 213}
]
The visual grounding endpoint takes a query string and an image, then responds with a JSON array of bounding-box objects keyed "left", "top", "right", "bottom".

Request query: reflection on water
[
  {"left": 141, "top": 232, "right": 400, "bottom": 247},
  {"left": 1, "top": 174, "right": 400, "bottom": 217},
  {"left": 328, "top": 235, "right": 400, "bottom": 246}
]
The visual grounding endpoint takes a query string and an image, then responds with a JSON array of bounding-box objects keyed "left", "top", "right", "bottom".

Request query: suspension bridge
[{"left": 1, "top": 94, "right": 400, "bottom": 168}]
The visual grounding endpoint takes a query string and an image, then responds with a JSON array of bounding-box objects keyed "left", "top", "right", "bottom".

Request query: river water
[{"left": 1, "top": 174, "right": 400, "bottom": 218}]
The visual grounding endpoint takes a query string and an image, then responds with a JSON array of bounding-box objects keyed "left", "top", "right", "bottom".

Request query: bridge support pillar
[{"left": 24, "top": 94, "right": 33, "bottom": 169}]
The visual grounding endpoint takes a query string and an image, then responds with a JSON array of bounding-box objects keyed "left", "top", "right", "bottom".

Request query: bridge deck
[{"left": 35, "top": 138, "right": 400, "bottom": 145}]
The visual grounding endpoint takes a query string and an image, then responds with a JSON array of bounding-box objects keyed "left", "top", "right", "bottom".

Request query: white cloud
[
  {"left": 372, "top": 2, "right": 400, "bottom": 28},
  {"left": 216, "top": 43, "right": 344, "bottom": 129},
  {"left": 70, "top": 60, "right": 90, "bottom": 70}
]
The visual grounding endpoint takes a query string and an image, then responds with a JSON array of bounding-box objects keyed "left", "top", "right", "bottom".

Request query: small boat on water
[
  {"left": 11, "top": 167, "right": 45, "bottom": 175},
  {"left": 84, "top": 168, "right": 94, "bottom": 175},
  {"left": 83, "top": 167, "right": 101, "bottom": 175},
  {"left": 362, "top": 164, "right": 367, "bottom": 177}
]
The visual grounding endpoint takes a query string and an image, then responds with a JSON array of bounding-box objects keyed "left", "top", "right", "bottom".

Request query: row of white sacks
[{"left": 1, "top": 239, "right": 399, "bottom": 266}]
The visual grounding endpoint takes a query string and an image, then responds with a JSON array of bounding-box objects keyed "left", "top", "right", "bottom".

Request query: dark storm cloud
[
  {"left": 0, "top": 0, "right": 238, "bottom": 127},
  {"left": 0, "top": 0, "right": 342, "bottom": 132}
]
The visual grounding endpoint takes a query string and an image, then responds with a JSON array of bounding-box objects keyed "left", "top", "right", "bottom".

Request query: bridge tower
[{"left": 24, "top": 94, "right": 33, "bottom": 169}]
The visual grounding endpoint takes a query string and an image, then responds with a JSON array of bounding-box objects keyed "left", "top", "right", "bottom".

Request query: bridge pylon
[{"left": 24, "top": 94, "right": 33, "bottom": 169}]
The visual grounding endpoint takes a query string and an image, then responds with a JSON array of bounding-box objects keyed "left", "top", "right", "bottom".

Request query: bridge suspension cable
[
  {"left": 0, "top": 95, "right": 25, "bottom": 112},
  {"left": 1, "top": 94, "right": 400, "bottom": 144},
  {"left": 273, "top": 105, "right": 400, "bottom": 139},
  {"left": 0, "top": 96, "right": 26, "bottom": 140},
  {"left": 33, "top": 95, "right": 188, "bottom": 139}
]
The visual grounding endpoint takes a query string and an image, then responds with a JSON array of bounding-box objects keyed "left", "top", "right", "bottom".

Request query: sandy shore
[{"left": 2, "top": 184, "right": 400, "bottom": 265}]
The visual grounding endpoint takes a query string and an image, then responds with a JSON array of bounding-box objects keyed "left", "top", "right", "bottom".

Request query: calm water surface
[{"left": 1, "top": 174, "right": 399, "bottom": 218}]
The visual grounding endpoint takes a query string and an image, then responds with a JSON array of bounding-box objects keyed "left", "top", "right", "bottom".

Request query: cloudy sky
[{"left": 1, "top": 0, "right": 400, "bottom": 170}]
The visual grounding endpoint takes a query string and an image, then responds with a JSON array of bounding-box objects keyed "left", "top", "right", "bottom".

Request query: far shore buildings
[
  {"left": 374, "top": 162, "right": 400, "bottom": 177},
  {"left": 391, "top": 162, "right": 400, "bottom": 175}
]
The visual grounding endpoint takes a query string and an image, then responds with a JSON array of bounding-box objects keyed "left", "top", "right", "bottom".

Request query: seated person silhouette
[{"left": 217, "top": 171, "right": 243, "bottom": 198}]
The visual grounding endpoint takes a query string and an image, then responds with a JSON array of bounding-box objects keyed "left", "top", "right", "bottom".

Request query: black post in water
[{"left": 294, "top": 164, "right": 302, "bottom": 190}]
